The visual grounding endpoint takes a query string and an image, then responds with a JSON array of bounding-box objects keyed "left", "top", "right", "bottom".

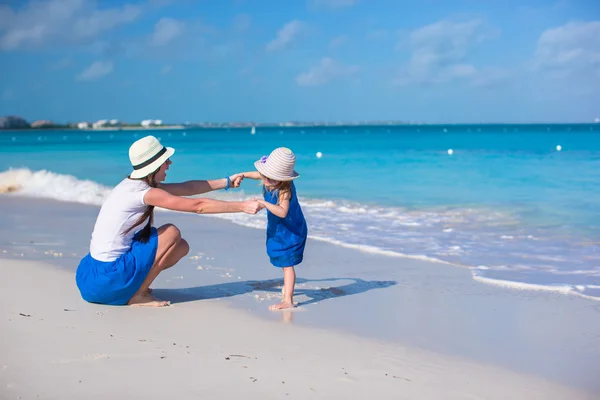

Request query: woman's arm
[
  {"left": 159, "top": 173, "right": 244, "bottom": 197},
  {"left": 257, "top": 192, "right": 291, "bottom": 218},
  {"left": 145, "top": 187, "right": 261, "bottom": 214}
]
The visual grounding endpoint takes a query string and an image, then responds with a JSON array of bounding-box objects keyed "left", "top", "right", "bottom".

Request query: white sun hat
[
  {"left": 128, "top": 135, "right": 175, "bottom": 179},
  {"left": 254, "top": 147, "right": 300, "bottom": 181}
]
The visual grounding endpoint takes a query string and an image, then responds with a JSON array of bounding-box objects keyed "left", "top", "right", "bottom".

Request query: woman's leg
[
  {"left": 269, "top": 266, "right": 296, "bottom": 311},
  {"left": 144, "top": 238, "right": 189, "bottom": 295},
  {"left": 128, "top": 224, "right": 190, "bottom": 307}
]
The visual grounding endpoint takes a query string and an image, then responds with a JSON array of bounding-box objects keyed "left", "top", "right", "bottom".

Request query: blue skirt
[
  {"left": 75, "top": 228, "right": 158, "bottom": 305},
  {"left": 268, "top": 238, "right": 306, "bottom": 268}
]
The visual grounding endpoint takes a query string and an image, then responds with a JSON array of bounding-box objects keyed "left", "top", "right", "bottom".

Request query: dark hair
[{"left": 122, "top": 170, "right": 159, "bottom": 243}]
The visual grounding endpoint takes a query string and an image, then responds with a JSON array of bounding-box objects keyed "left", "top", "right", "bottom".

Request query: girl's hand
[
  {"left": 229, "top": 173, "right": 245, "bottom": 188},
  {"left": 241, "top": 200, "right": 262, "bottom": 214}
]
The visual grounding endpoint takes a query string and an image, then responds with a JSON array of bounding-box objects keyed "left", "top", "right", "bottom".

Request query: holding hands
[
  {"left": 228, "top": 173, "right": 264, "bottom": 215},
  {"left": 229, "top": 173, "right": 245, "bottom": 188},
  {"left": 241, "top": 199, "right": 263, "bottom": 215}
]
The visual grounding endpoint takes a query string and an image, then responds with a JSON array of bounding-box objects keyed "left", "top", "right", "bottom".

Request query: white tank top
[{"left": 90, "top": 178, "right": 152, "bottom": 262}]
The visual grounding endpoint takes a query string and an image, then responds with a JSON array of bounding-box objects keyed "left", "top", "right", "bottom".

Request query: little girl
[{"left": 239, "top": 147, "right": 308, "bottom": 310}]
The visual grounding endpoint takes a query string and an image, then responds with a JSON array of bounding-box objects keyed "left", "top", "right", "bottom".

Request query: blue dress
[
  {"left": 263, "top": 182, "right": 308, "bottom": 267},
  {"left": 75, "top": 228, "right": 158, "bottom": 305}
]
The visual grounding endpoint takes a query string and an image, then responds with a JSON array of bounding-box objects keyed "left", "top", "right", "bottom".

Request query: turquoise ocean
[{"left": 1, "top": 124, "right": 599, "bottom": 300}]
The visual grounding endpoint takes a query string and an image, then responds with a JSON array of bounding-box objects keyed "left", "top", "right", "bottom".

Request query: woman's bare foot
[
  {"left": 128, "top": 293, "right": 170, "bottom": 307},
  {"left": 269, "top": 301, "right": 294, "bottom": 311}
]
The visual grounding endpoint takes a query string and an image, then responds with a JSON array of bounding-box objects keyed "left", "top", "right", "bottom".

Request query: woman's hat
[
  {"left": 129, "top": 135, "right": 175, "bottom": 179},
  {"left": 254, "top": 147, "right": 300, "bottom": 181}
]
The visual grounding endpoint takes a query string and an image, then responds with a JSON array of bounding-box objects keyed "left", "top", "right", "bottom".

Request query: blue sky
[{"left": 1, "top": 0, "right": 599, "bottom": 124}]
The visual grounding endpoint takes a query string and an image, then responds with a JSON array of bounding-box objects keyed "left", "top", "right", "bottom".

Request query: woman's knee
[
  {"left": 178, "top": 238, "right": 190, "bottom": 257},
  {"left": 158, "top": 238, "right": 189, "bottom": 270},
  {"left": 158, "top": 223, "right": 182, "bottom": 244}
]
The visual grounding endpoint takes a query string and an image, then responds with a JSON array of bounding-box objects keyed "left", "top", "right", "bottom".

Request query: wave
[
  {"left": 471, "top": 272, "right": 600, "bottom": 302},
  {"left": 0, "top": 168, "right": 110, "bottom": 205},
  {"left": 1, "top": 167, "right": 598, "bottom": 301}
]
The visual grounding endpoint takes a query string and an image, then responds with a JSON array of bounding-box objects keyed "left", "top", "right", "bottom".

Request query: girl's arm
[
  {"left": 145, "top": 187, "right": 261, "bottom": 214},
  {"left": 239, "top": 171, "right": 262, "bottom": 180},
  {"left": 159, "top": 173, "right": 244, "bottom": 197},
  {"left": 257, "top": 192, "right": 291, "bottom": 218}
]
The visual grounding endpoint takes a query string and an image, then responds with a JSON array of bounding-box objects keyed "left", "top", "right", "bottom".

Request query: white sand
[{"left": 0, "top": 259, "right": 596, "bottom": 400}]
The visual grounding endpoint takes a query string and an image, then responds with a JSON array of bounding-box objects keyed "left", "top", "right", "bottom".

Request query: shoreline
[
  {"left": 0, "top": 195, "right": 599, "bottom": 395},
  {"left": 0, "top": 125, "right": 186, "bottom": 132},
  {"left": 1, "top": 258, "right": 596, "bottom": 399},
  {"left": 1, "top": 121, "right": 599, "bottom": 134},
  {"left": 1, "top": 169, "right": 596, "bottom": 303}
]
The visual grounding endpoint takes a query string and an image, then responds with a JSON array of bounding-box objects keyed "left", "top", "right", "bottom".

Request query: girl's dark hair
[{"left": 123, "top": 170, "right": 159, "bottom": 243}]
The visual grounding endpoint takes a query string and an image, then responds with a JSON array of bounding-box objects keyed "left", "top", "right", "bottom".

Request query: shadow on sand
[{"left": 152, "top": 277, "right": 397, "bottom": 306}]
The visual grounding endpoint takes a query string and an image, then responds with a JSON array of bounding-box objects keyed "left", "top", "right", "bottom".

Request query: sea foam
[{"left": 1, "top": 167, "right": 599, "bottom": 301}]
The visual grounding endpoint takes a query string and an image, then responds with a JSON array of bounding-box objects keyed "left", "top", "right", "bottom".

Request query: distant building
[
  {"left": 31, "top": 120, "right": 54, "bottom": 128},
  {"left": 0, "top": 115, "right": 29, "bottom": 129},
  {"left": 77, "top": 122, "right": 90, "bottom": 129},
  {"left": 141, "top": 119, "right": 163, "bottom": 128},
  {"left": 92, "top": 119, "right": 122, "bottom": 129},
  {"left": 93, "top": 119, "right": 108, "bottom": 129}
]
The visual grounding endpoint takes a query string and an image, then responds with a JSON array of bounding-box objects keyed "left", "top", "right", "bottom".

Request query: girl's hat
[
  {"left": 254, "top": 147, "right": 300, "bottom": 181},
  {"left": 129, "top": 135, "right": 175, "bottom": 179}
]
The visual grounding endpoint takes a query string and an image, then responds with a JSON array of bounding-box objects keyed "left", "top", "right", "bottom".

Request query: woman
[{"left": 75, "top": 135, "right": 261, "bottom": 307}]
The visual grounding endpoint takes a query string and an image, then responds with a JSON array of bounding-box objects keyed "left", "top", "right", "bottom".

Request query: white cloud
[
  {"left": 160, "top": 65, "right": 172, "bottom": 75},
  {"left": 76, "top": 60, "right": 113, "bottom": 81},
  {"left": 309, "top": 0, "right": 357, "bottom": 9},
  {"left": 72, "top": 4, "right": 140, "bottom": 38},
  {"left": 329, "top": 35, "right": 348, "bottom": 48},
  {"left": 266, "top": 20, "right": 302, "bottom": 52},
  {"left": 151, "top": 18, "right": 185, "bottom": 46},
  {"left": 366, "top": 29, "right": 389, "bottom": 41},
  {"left": 532, "top": 21, "right": 600, "bottom": 79},
  {"left": 0, "top": 0, "right": 142, "bottom": 50},
  {"left": 48, "top": 57, "right": 73, "bottom": 70},
  {"left": 394, "top": 19, "right": 503, "bottom": 86},
  {"left": 0, "top": 6, "right": 13, "bottom": 31},
  {"left": 232, "top": 14, "right": 251, "bottom": 34},
  {"left": 2, "top": 88, "right": 14, "bottom": 101},
  {"left": 470, "top": 67, "right": 511, "bottom": 87},
  {"left": 239, "top": 67, "right": 252, "bottom": 76},
  {"left": 295, "top": 57, "right": 359, "bottom": 86}
]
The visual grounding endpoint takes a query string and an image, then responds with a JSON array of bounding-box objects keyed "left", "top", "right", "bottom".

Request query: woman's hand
[
  {"left": 252, "top": 197, "right": 289, "bottom": 218},
  {"left": 241, "top": 199, "right": 263, "bottom": 215}
]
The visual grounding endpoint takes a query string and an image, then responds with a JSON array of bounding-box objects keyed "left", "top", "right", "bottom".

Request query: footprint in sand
[
  {"left": 337, "top": 376, "right": 357, "bottom": 383},
  {"left": 52, "top": 353, "right": 110, "bottom": 364}
]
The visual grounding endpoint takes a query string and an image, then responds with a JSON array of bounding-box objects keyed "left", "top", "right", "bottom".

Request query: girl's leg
[
  {"left": 269, "top": 266, "right": 296, "bottom": 311},
  {"left": 128, "top": 224, "right": 190, "bottom": 307}
]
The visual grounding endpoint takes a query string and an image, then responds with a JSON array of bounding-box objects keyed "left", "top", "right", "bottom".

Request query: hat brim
[
  {"left": 130, "top": 147, "right": 175, "bottom": 179},
  {"left": 254, "top": 160, "right": 299, "bottom": 181}
]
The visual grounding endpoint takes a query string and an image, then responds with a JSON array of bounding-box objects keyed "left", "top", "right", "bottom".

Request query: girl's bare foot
[
  {"left": 128, "top": 293, "right": 170, "bottom": 307},
  {"left": 269, "top": 301, "right": 294, "bottom": 311}
]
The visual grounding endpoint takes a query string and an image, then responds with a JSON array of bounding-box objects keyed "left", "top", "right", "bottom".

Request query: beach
[
  {"left": 2, "top": 125, "right": 599, "bottom": 300},
  {"left": 1, "top": 196, "right": 599, "bottom": 399}
]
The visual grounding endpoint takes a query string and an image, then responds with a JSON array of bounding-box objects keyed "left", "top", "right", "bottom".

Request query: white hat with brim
[
  {"left": 129, "top": 135, "right": 175, "bottom": 179},
  {"left": 254, "top": 147, "right": 300, "bottom": 181}
]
